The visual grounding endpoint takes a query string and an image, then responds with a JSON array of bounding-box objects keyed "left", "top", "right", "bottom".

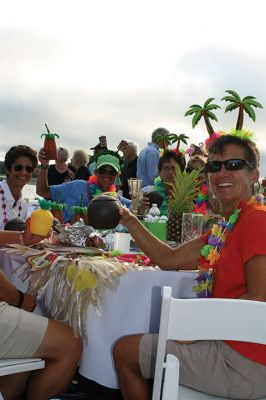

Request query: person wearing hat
[
  {"left": 36, "top": 149, "right": 131, "bottom": 223},
  {"left": 88, "top": 141, "right": 108, "bottom": 175}
]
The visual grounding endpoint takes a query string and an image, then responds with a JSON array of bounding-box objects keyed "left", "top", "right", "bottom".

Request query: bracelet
[
  {"left": 15, "top": 290, "right": 24, "bottom": 308},
  {"left": 40, "top": 164, "right": 48, "bottom": 170},
  {"left": 19, "top": 232, "right": 25, "bottom": 246}
]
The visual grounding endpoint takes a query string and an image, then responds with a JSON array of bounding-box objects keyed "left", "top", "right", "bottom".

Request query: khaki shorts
[
  {"left": 139, "top": 334, "right": 266, "bottom": 399},
  {"left": 0, "top": 301, "right": 48, "bottom": 358}
]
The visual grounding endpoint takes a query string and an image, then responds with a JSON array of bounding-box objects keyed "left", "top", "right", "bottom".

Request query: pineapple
[
  {"left": 167, "top": 166, "right": 201, "bottom": 243},
  {"left": 30, "top": 198, "right": 53, "bottom": 236},
  {"left": 70, "top": 193, "right": 88, "bottom": 225}
]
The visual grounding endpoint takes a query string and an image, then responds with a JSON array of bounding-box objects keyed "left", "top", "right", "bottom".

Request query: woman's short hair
[
  {"left": 126, "top": 141, "right": 139, "bottom": 154},
  {"left": 57, "top": 147, "right": 69, "bottom": 163},
  {"left": 72, "top": 150, "right": 89, "bottom": 167},
  {"left": 4, "top": 145, "right": 38, "bottom": 174},
  {"left": 158, "top": 150, "right": 186, "bottom": 172},
  {"left": 208, "top": 135, "right": 259, "bottom": 168}
]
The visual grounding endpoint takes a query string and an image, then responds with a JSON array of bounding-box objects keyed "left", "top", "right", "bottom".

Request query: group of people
[{"left": 0, "top": 130, "right": 266, "bottom": 399}]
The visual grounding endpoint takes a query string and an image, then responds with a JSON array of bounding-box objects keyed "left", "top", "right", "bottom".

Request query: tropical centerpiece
[
  {"left": 70, "top": 194, "right": 88, "bottom": 225},
  {"left": 167, "top": 166, "right": 201, "bottom": 243}
]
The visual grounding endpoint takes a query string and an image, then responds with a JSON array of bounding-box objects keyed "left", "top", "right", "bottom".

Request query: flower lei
[
  {"left": 193, "top": 183, "right": 208, "bottom": 215},
  {"left": 88, "top": 175, "right": 116, "bottom": 198},
  {"left": 153, "top": 177, "right": 168, "bottom": 216},
  {"left": 193, "top": 194, "right": 264, "bottom": 297},
  {"left": 0, "top": 183, "right": 22, "bottom": 224}
]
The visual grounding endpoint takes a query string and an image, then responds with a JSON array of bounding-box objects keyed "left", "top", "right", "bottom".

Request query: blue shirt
[
  {"left": 137, "top": 143, "right": 160, "bottom": 187},
  {"left": 50, "top": 180, "right": 131, "bottom": 223}
]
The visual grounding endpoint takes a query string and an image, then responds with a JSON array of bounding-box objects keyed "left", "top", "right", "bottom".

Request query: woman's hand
[
  {"left": 21, "top": 293, "right": 37, "bottom": 312},
  {"left": 38, "top": 148, "right": 49, "bottom": 167},
  {"left": 22, "top": 218, "right": 51, "bottom": 246},
  {"left": 138, "top": 193, "right": 150, "bottom": 215}
]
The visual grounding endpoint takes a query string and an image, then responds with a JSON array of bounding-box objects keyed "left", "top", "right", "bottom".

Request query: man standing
[
  {"left": 137, "top": 127, "right": 169, "bottom": 187},
  {"left": 120, "top": 141, "right": 138, "bottom": 199}
]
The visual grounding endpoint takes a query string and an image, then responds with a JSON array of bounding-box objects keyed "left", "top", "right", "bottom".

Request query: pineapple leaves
[{"left": 167, "top": 166, "right": 201, "bottom": 214}]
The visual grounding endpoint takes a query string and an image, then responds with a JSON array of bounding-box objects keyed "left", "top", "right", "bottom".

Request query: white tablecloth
[{"left": 0, "top": 248, "right": 197, "bottom": 389}]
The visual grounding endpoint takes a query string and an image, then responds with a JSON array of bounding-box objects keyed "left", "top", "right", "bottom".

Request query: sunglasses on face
[
  {"left": 13, "top": 164, "right": 34, "bottom": 173},
  {"left": 205, "top": 159, "right": 254, "bottom": 173},
  {"left": 97, "top": 167, "right": 117, "bottom": 176}
]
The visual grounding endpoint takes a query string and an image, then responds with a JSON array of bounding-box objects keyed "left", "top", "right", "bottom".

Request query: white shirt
[{"left": 0, "top": 180, "right": 29, "bottom": 230}]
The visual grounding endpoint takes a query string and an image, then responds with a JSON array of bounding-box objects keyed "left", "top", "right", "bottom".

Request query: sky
[{"left": 1, "top": 0, "right": 266, "bottom": 175}]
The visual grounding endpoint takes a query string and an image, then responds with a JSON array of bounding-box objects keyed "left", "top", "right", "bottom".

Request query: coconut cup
[
  {"left": 146, "top": 191, "right": 164, "bottom": 208},
  {"left": 4, "top": 218, "right": 26, "bottom": 231},
  {"left": 87, "top": 194, "right": 120, "bottom": 229}
]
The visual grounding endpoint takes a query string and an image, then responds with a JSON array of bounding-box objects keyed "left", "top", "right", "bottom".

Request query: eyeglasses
[
  {"left": 13, "top": 164, "right": 34, "bottom": 173},
  {"left": 97, "top": 167, "right": 117, "bottom": 176},
  {"left": 205, "top": 159, "right": 254, "bottom": 173}
]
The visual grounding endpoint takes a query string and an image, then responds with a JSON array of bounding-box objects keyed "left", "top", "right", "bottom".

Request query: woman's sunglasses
[
  {"left": 205, "top": 159, "right": 254, "bottom": 173},
  {"left": 13, "top": 164, "right": 34, "bottom": 173},
  {"left": 97, "top": 167, "right": 117, "bottom": 176}
]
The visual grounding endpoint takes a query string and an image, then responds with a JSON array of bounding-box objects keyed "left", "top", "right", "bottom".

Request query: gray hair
[
  {"left": 72, "top": 149, "right": 89, "bottom": 167},
  {"left": 126, "top": 141, "right": 139, "bottom": 154},
  {"left": 151, "top": 127, "right": 170, "bottom": 143},
  {"left": 57, "top": 147, "right": 69, "bottom": 162}
]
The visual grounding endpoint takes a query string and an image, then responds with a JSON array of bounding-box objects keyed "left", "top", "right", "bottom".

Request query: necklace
[
  {"left": 88, "top": 175, "right": 116, "bottom": 197},
  {"left": 0, "top": 183, "right": 22, "bottom": 224},
  {"left": 193, "top": 194, "right": 264, "bottom": 297},
  {"left": 153, "top": 177, "right": 168, "bottom": 216},
  {"left": 193, "top": 183, "right": 208, "bottom": 214}
]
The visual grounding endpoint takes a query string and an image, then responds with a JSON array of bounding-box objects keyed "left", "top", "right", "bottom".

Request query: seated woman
[
  {"left": 113, "top": 133, "right": 266, "bottom": 399},
  {"left": 37, "top": 149, "right": 131, "bottom": 223},
  {"left": 0, "top": 222, "right": 82, "bottom": 400},
  {"left": 139, "top": 151, "right": 186, "bottom": 215},
  {"left": 0, "top": 145, "right": 38, "bottom": 230}
]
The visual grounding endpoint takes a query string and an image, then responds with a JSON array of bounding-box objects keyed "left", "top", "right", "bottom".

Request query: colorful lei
[
  {"left": 153, "top": 176, "right": 168, "bottom": 216},
  {"left": 193, "top": 194, "right": 264, "bottom": 297},
  {"left": 88, "top": 175, "right": 116, "bottom": 197},
  {"left": 193, "top": 183, "right": 208, "bottom": 215}
]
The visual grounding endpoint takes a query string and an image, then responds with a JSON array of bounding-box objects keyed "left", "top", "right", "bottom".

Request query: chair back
[{"left": 152, "top": 287, "right": 266, "bottom": 400}]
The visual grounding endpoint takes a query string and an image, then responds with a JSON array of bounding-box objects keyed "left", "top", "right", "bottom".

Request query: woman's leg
[{"left": 0, "top": 372, "right": 30, "bottom": 400}]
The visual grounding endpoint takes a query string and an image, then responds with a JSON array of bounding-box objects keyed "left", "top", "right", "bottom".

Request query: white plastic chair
[
  {"left": 152, "top": 287, "right": 266, "bottom": 400},
  {"left": 0, "top": 358, "right": 44, "bottom": 399}
]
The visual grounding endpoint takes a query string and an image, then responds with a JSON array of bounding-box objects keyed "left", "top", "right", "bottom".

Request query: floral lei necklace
[
  {"left": 193, "top": 193, "right": 264, "bottom": 297},
  {"left": 88, "top": 175, "right": 116, "bottom": 198},
  {"left": 153, "top": 176, "right": 169, "bottom": 216},
  {"left": 193, "top": 183, "right": 208, "bottom": 215},
  {"left": 0, "top": 183, "right": 22, "bottom": 224}
]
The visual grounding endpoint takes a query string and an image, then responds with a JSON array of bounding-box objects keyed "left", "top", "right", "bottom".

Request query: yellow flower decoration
[{"left": 207, "top": 247, "right": 220, "bottom": 266}]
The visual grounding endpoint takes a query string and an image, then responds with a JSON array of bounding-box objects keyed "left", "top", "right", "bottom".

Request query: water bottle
[{"left": 149, "top": 203, "right": 160, "bottom": 217}]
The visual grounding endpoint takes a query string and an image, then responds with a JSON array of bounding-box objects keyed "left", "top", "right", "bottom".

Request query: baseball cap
[{"left": 96, "top": 154, "right": 121, "bottom": 173}]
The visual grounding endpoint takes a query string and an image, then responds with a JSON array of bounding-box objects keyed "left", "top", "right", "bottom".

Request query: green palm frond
[
  {"left": 206, "top": 111, "right": 218, "bottom": 122},
  {"left": 243, "top": 98, "right": 263, "bottom": 109},
  {"left": 203, "top": 97, "right": 215, "bottom": 108},
  {"left": 184, "top": 106, "right": 202, "bottom": 116},
  {"left": 225, "top": 103, "right": 238, "bottom": 113},
  {"left": 243, "top": 104, "right": 256, "bottom": 121},
  {"left": 221, "top": 95, "right": 239, "bottom": 103},
  {"left": 167, "top": 166, "right": 201, "bottom": 214},
  {"left": 224, "top": 89, "right": 241, "bottom": 101},
  {"left": 205, "top": 104, "right": 221, "bottom": 111},
  {"left": 192, "top": 111, "right": 202, "bottom": 128}
]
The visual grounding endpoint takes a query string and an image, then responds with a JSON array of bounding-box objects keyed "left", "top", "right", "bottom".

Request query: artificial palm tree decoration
[
  {"left": 167, "top": 166, "right": 201, "bottom": 243},
  {"left": 221, "top": 89, "right": 263, "bottom": 130},
  {"left": 184, "top": 98, "right": 221, "bottom": 136},
  {"left": 154, "top": 133, "right": 189, "bottom": 153}
]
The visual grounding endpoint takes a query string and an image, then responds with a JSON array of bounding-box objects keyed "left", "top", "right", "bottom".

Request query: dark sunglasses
[
  {"left": 97, "top": 167, "right": 117, "bottom": 176},
  {"left": 205, "top": 159, "right": 254, "bottom": 173},
  {"left": 13, "top": 164, "right": 34, "bottom": 173}
]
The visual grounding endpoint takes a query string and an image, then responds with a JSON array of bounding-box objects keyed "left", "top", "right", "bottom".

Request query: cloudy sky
[{"left": 1, "top": 0, "right": 266, "bottom": 174}]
